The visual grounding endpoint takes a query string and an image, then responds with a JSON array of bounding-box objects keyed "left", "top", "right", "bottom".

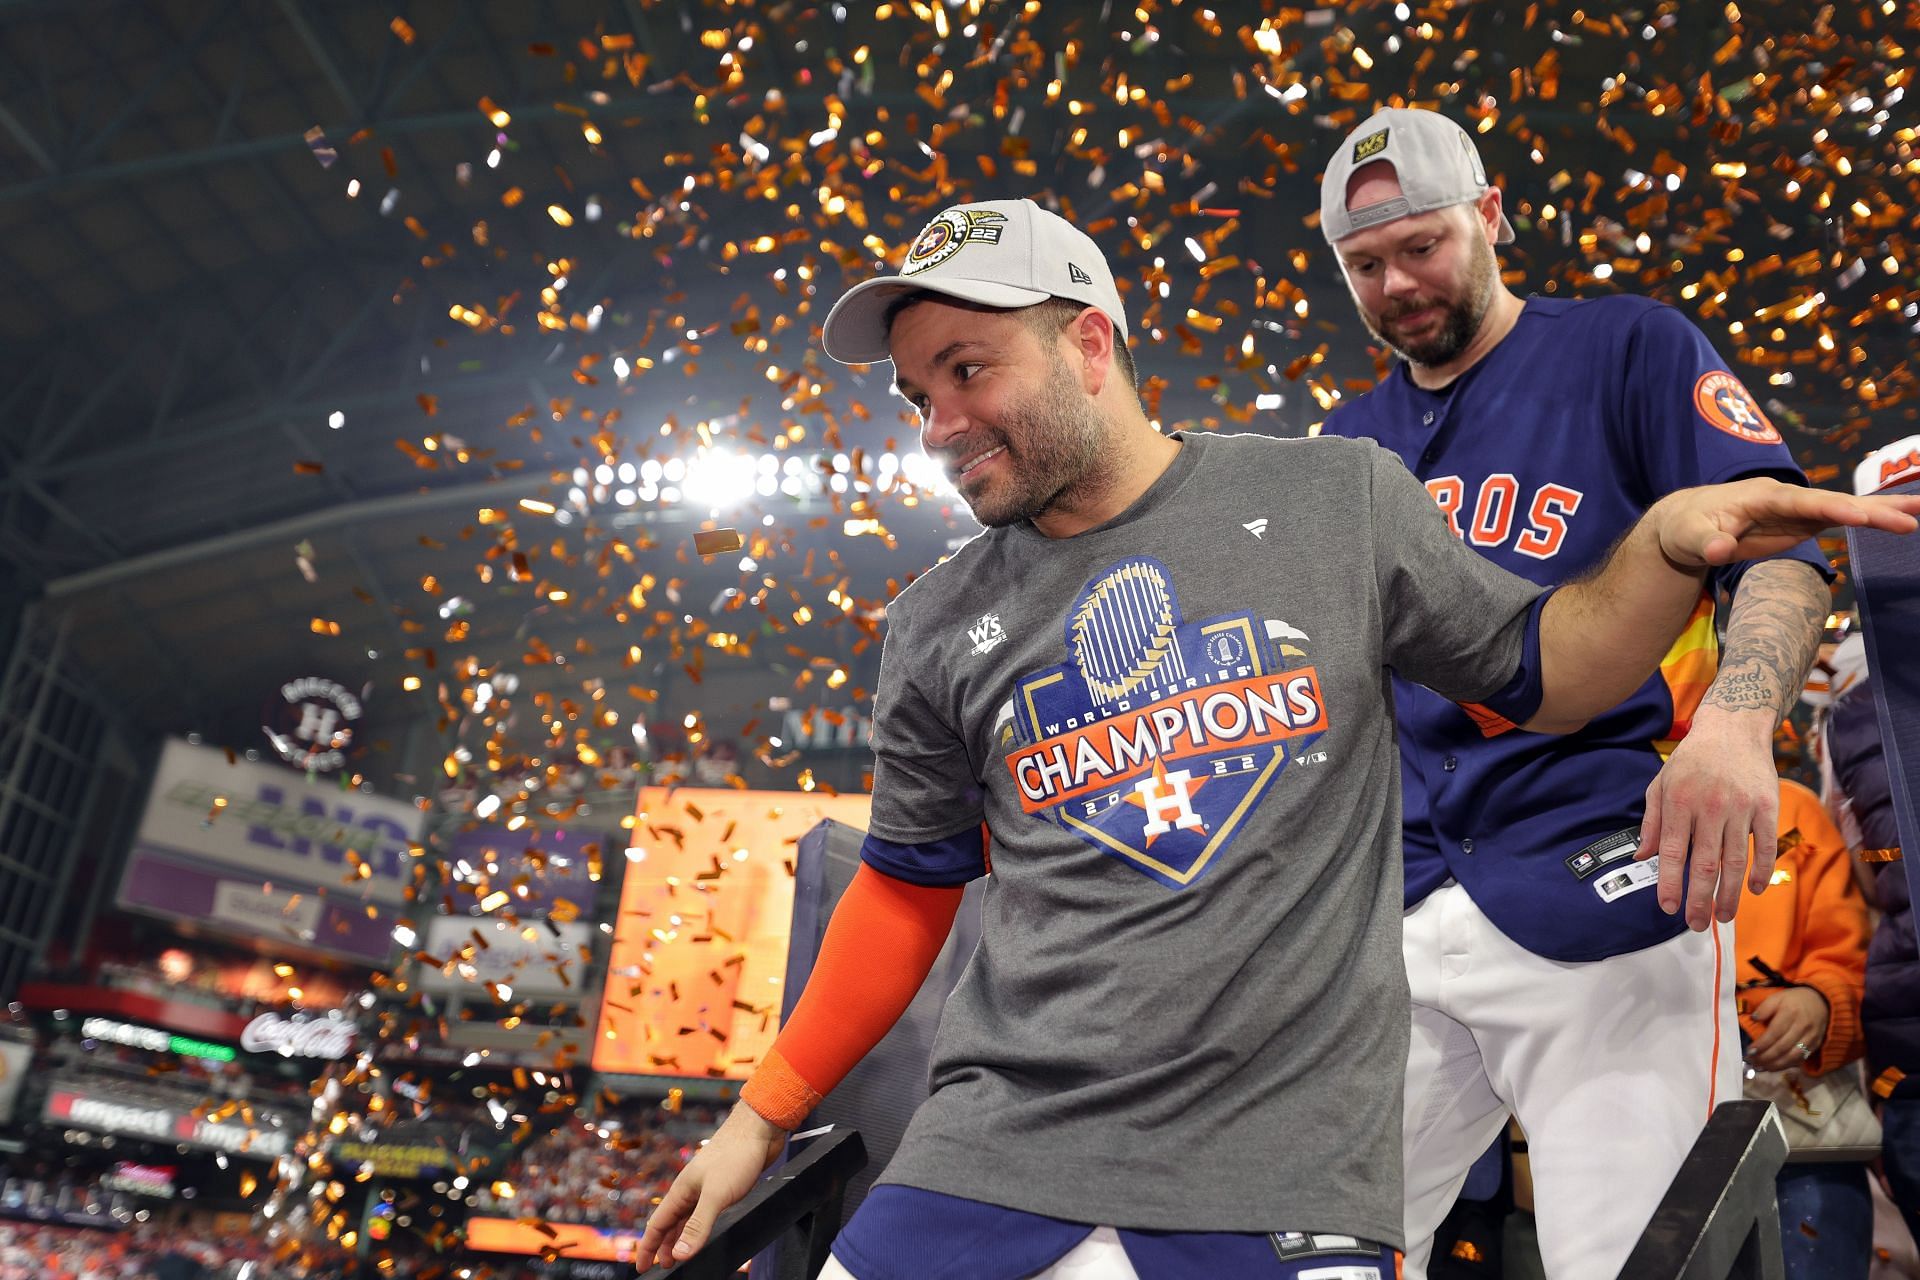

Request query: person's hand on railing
[{"left": 638, "top": 1102, "right": 790, "bottom": 1268}]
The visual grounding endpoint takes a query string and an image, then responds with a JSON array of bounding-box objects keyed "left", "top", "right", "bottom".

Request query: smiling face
[
  {"left": 1334, "top": 162, "right": 1501, "bottom": 369},
  {"left": 888, "top": 296, "right": 1111, "bottom": 528}
]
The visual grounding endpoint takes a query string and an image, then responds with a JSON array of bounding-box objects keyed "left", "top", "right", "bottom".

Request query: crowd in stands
[
  {"left": 0, "top": 1220, "right": 294, "bottom": 1280},
  {"left": 44, "top": 957, "right": 352, "bottom": 1022},
  {"left": 472, "top": 1102, "right": 717, "bottom": 1231},
  {"left": 0, "top": 1159, "right": 139, "bottom": 1230},
  {"left": 94, "top": 961, "right": 241, "bottom": 1014},
  {"left": 46, "top": 1035, "right": 309, "bottom": 1111}
]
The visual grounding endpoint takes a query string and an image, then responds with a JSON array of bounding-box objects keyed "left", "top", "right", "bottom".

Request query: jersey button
[
  {"left": 1420, "top": 448, "right": 1436, "bottom": 466},
  {"left": 1461, "top": 838, "right": 1475, "bottom": 854},
  {"left": 1422, "top": 410, "right": 1436, "bottom": 425},
  {"left": 1443, "top": 755, "right": 1458, "bottom": 772}
]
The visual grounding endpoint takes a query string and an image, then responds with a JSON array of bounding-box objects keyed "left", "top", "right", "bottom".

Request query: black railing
[
  {"left": 1620, "top": 1100, "right": 1788, "bottom": 1280},
  {"left": 637, "top": 1127, "right": 868, "bottom": 1280}
]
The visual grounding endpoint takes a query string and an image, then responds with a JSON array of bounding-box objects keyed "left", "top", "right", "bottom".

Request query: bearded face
[
  {"left": 1348, "top": 215, "right": 1498, "bottom": 369},
  {"left": 887, "top": 301, "right": 1112, "bottom": 529}
]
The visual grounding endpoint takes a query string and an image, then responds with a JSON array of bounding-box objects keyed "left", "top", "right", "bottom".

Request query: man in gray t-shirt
[
  {"left": 858, "top": 426, "right": 1537, "bottom": 1253},
  {"left": 640, "top": 199, "right": 1920, "bottom": 1279}
]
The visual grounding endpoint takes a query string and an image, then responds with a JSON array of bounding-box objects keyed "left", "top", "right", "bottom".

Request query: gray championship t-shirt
[{"left": 861, "top": 431, "right": 1547, "bottom": 1245}]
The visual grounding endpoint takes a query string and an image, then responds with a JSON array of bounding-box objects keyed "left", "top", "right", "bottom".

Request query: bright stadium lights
[
  {"left": 680, "top": 450, "right": 760, "bottom": 509},
  {"left": 899, "top": 451, "right": 957, "bottom": 496}
]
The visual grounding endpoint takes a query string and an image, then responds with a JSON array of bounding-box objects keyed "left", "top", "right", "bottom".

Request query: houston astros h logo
[
  {"left": 1133, "top": 761, "right": 1206, "bottom": 843},
  {"left": 1003, "top": 557, "right": 1329, "bottom": 889},
  {"left": 1692, "top": 371, "right": 1782, "bottom": 445}
]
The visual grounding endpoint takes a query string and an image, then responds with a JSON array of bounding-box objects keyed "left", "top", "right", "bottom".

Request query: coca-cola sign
[{"left": 241, "top": 1013, "right": 357, "bottom": 1060}]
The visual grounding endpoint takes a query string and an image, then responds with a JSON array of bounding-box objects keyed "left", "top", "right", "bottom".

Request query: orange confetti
[{"left": 693, "top": 529, "right": 744, "bottom": 557}]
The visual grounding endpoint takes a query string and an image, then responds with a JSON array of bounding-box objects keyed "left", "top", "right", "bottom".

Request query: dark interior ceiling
[{"left": 1, "top": 0, "right": 1914, "bottom": 795}]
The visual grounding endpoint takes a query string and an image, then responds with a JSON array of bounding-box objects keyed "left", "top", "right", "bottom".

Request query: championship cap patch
[
  {"left": 902, "top": 208, "right": 1007, "bottom": 276},
  {"left": 1692, "top": 371, "right": 1781, "bottom": 445},
  {"left": 1352, "top": 127, "right": 1390, "bottom": 162}
]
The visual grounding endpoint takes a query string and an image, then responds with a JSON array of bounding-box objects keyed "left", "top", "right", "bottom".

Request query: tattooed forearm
[{"left": 1700, "top": 559, "right": 1829, "bottom": 720}]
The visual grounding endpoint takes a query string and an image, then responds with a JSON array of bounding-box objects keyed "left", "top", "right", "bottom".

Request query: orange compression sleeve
[{"left": 739, "top": 863, "right": 964, "bottom": 1130}]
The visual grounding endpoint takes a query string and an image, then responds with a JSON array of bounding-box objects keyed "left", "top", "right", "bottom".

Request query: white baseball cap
[
  {"left": 1321, "top": 107, "right": 1516, "bottom": 245},
  {"left": 1854, "top": 433, "right": 1920, "bottom": 495},
  {"left": 821, "top": 197, "right": 1128, "bottom": 365}
]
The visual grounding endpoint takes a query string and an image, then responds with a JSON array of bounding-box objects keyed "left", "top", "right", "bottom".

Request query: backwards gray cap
[{"left": 1320, "top": 107, "right": 1516, "bottom": 245}]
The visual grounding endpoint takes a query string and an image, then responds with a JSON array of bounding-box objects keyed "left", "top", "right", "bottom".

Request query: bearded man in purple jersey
[{"left": 1319, "top": 107, "right": 1839, "bottom": 1280}]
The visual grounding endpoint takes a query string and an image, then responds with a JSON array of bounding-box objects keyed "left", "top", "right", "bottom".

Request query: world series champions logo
[
  {"left": 1000, "top": 557, "right": 1328, "bottom": 889},
  {"left": 902, "top": 208, "right": 1007, "bottom": 276}
]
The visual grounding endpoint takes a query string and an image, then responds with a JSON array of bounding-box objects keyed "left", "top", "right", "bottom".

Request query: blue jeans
[
  {"left": 1882, "top": 1098, "right": 1920, "bottom": 1251},
  {"left": 1775, "top": 1162, "right": 1871, "bottom": 1280}
]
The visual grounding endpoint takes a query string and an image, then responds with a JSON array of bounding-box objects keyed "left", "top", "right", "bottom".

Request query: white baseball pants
[{"left": 1401, "top": 880, "right": 1739, "bottom": 1280}]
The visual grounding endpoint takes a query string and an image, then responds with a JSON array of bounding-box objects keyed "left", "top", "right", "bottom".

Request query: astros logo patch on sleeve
[
  {"left": 1000, "top": 557, "right": 1329, "bottom": 890},
  {"left": 902, "top": 208, "right": 1008, "bottom": 276},
  {"left": 1692, "top": 371, "right": 1782, "bottom": 444}
]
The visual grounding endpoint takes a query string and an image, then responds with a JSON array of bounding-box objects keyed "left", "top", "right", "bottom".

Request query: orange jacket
[{"left": 1731, "top": 778, "right": 1870, "bottom": 1077}]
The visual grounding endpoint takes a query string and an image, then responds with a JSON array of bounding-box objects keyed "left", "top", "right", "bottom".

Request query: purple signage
[
  {"left": 119, "top": 847, "right": 396, "bottom": 966},
  {"left": 128, "top": 741, "right": 423, "bottom": 909}
]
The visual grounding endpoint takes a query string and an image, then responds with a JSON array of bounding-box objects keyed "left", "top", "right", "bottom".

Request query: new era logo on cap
[{"left": 820, "top": 197, "right": 1131, "bottom": 365}]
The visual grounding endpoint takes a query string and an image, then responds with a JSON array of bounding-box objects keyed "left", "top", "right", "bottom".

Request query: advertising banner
[
  {"left": 327, "top": 1140, "right": 455, "bottom": 1179},
  {"left": 464, "top": 1217, "right": 645, "bottom": 1263},
  {"left": 442, "top": 825, "right": 607, "bottom": 913},
  {"left": 591, "top": 787, "right": 872, "bottom": 1080},
  {"left": 414, "top": 917, "right": 595, "bottom": 998},
  {"left": 80, "top": 1016, "right": 235, "bottom": 1063},
  {"left": 209, "top": 880, "right": 325, "bottom": 939},
  {"left": 43, "top": 1086, "right": 295, "bottom": 1159},
  {"left": 101, "top": 1163, "right": 176, "bottom": 1199},
  {"left": 524, "top": 1262, "right": 635, "bottom": 1280},
  {"left": 239, "top": 1012, "right": 358, "bottom": 1060},
  {"left": 131, "top": 739, "right": 422, "bottom": 902},
  {"left": 116, "top": 739, "right": 424, "bottom": 962}
]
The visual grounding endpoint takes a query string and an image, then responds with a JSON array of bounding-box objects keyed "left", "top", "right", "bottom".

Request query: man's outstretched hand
[
  {"left": 639, "top": 1103, "right": 790, "bottom": 1269},
  {"left": 1634, "top": 476, "right": 1920, "bottom": 931},
  {"left": 1653, "top": 477, "right": 1920, "bottom": 569}
]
